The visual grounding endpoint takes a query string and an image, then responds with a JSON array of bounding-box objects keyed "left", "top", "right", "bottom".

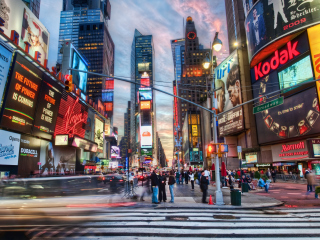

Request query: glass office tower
[{"left": 22, "top": 0, "right": 41, "bottom": 18}]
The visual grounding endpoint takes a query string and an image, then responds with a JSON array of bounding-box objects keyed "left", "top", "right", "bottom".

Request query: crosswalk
[{"left": 1, "top": 208, "right": 320, "bottom": 239}]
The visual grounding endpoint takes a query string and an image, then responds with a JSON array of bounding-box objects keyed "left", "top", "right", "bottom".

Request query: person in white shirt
[{"left": 189, "top": 172, "right": 195, "bottom": 190}]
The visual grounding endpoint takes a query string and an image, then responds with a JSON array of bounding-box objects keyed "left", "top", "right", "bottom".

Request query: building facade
[{"left": 22, "top": 0, "right": 41, "bottom": 18}]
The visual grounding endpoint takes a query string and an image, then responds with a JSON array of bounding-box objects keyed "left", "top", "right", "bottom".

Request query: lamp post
[{"left": 203, "top": 32, "right": 224, "bottom": 205}]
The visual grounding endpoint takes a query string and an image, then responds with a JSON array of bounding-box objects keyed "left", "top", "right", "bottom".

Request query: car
[{"left": 103, "top": 174, "right": 124, "bottom": 184}]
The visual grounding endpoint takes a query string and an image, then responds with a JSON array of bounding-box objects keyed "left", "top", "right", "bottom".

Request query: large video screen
[
  {"left": 0, "top": 53, "right": 42, "bottom": 134},
  {"left": 245, "top": 0, "right": 320, "bottom": 62},
  {"left": 139, "top": 90, "right": 152, "bottom": 101},
  {"left": 111, "top": 146, "right": 120, "bottom": 158},
  {"left": 72, "top": 51, "right": 88, "bottom": 95},
  {"left": 278, "top": 55, "right": 313, "bottom": 92},
  {"left": 140, "top": 126, "right": 152, "bottom": 148}
]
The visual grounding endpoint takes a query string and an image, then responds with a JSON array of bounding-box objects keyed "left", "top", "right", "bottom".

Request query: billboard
[
  {"left": 254, "top": 87, "right": 320, "bottom": 144},
  {"left": 139, "top": 90, "right": 152, "bottom": 100},
  {"left": 140, "top": 126, "right": 152, "bottom": 148},
  {"left": 0, "top": 129, "right": 21, "bottom": 166},
  {"left": 111, "top": 146, "right": 120, "bottom": 158},
  {"left": 245, "top": 152, "right": 257, "bottom": 163},
  {"left": 141, "top": 148, "right": 152, "bottom": 156},
  {"left": 95, "top": 116, "right": 104, "bottom": 153},
  {"left": 102, "top": 91, "right": 113, "bottom": 102},
  {"left": 140, "top": 101, "right": 151, "bottom": 110},
  {"left": 0, "top": 53, "right": 42, "bottom": 134},
  {"left": 0, "top": 44, "right": 12, "bottom": 107},
  {"left": 71, "top": 51, "right": 88, "bottom": 95},
  {"left": 54, "top": 94, "right": 88, "bottom": 138},
  {"left": 308, "top": 24, "right": 320, "bottom": 80},
  {"left": 245, "top": 0, "right": 320, "bottom": 62},
  {"left": 105, "top": 118, "right": 111, "bottom": 136},
  {"left": 0, "top": 0, "right": 50, "bottom": 65},
  {"left": 18, "top": 135, "right": 40, "bottom": 177},
  {"left": 33, "top": 75, "right": 63, "bottom": 140},
  {"left": 214, "top": 51, "right": 244, "bottom": 136}
]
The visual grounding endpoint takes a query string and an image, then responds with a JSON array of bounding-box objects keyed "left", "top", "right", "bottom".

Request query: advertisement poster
[
  {"left": 0, "top": 53, "right": 42, "bottom": 134},
  {"left": 0, "top": 44, "right": 12, "bottom": 107},
  {"left": 218, "top": 106, "right": 244, "bottom": 137},
  {"left": 308, "top": 24, "right": 320, "bottom": 80},
  {"left": 18, "top": 135, "right": 40, "bottom": 177},
  {"left": 0, "top": 0, "right": 50, "bottom": 65},
  {"left": 95, "top": 116, "right": 104, "bottom": 153},
  {"left": 39, "top": 140, "right": 76, "bottom": 175},
  {"left": 254, "top": 87, "right": 320, "bottom": 144},
  {"left": 0, "top": 129, "right": 21, "bottom": 166},
  {"left": 33, "top": 75, "right": 62, "bottom": 140},
  {"left": 243, "top": 0, "right": 253, "bottom": 17},
  {"left": 84, "top": 109, "right": 94, "bottom": 141},
  {"left": 140, "top": 126, "right": 152, "bottom": 148},
  {"left": 111, "top": 146, "right": 120, "bottom": 158},
  {"left": 192, "top": 125, "right": 198, "bottom": 137},
  {"left": 105, "top": 118, "right": 111, "bottom": 136},
  {"left": 245, "top": 0, "right": 320, "bottom": 61},
  {"left": 54, "top": 94, "right": 88, "bottom": 138},
  {"left": 71, "top": 51, "right": 88, "bottom": 95},
  {"left": 140, "top": 101, "right": 151, "bottom": 110}
]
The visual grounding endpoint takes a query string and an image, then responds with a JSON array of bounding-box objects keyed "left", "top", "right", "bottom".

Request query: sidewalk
[{"left": 0, "top": 182, "right": 283, "bottom": 209}]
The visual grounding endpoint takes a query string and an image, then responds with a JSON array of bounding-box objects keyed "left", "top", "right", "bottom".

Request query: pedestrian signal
[{"left": 207, "top": 144, "right": 216, "bottom": 155}]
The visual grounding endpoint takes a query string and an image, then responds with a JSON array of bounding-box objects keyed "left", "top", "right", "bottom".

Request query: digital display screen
[
  {"left": 102, "top": 91, "right": 113, "bottom": 102},
  {"left": 95, "top": 116, "right": 104, "bottom": 153},
  {"left": 139, "top": 90, "right": 152, "bottom": 101},
  {"left": 313, "top": 144, "right": 320, "bottom": 157},
  {"left": 0, "top": 54, "right": 42, "bottom": 134},
  {"left": 33, "top": 75, "right": 62, "bottom": 140},
  {"left": 111, "top": 146, "right": 120, "bottom": 158},
  {"left": 245, "top": 153, "right": 257, "bottom": 163},
  {"left": 72, "top": 51, "right": 88, "bottom": 94},
  {"left": 140, "top": 126, "right": 152, "bottom": 148},
  {"left": 278, "top": 56, "right": 313, "bottom": 92},
  {"left": 140, "top": 101, "right": 151, "bottom": 110}
]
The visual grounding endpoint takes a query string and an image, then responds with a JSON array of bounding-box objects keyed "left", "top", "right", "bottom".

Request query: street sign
[
  {"left": 237, "top": 146, "right": 242, "bottom": 153},
  {"left": 253, "top": 97, "right": 284, "bottom": 114}
]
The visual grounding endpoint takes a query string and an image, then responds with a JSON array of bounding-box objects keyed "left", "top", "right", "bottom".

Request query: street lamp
[
  {"left": 202, "top": 52, "right": 211, "bottom": 70},
  {"left": 212, "top": 32, "right": 222, "bottom": 52},
  {"left": 203, "top": 32, "right": 225, "bottom": 205}
]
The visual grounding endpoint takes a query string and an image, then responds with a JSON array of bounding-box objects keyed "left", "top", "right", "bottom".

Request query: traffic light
[
  {"left": 65, "top": 74, "right": 73, "bottom": 92},
  {"left": 207, "top": 144, "right": 216, "bottom": 155}
]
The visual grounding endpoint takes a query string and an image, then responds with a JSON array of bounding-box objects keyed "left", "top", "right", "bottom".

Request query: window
[{"left": 87, "top": 25, "right": 90, "bottom": 30}]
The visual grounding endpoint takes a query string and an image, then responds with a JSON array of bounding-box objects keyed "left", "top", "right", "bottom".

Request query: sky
[{"left": 40, "top": 0, "right": 229, "bottom": 162}]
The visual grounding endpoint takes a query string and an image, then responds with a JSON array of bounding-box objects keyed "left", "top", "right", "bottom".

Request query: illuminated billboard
[
  {"left": 140, "top": 126, "right": 152, "bottom": 148},
  {"left": 71, "top": 51, "right": 88, "bottom": 95},
  {"left": 245, "top": 152, "right": 257, "bottom": 164},
  {"left": 0, "top": 53, "right": 42, "bottom": 134},
  {"left": 140, "top": 101, "right": 151, "bottom": 110},
  {"left": 0, "top": 44, "right": 12, "bottom": 106},
  {"left": 111, "top": 146, "right": 120, "bottom": 158},
  {"left": 95, "top": 116, "right": 104, "bottom": 153},
  {"left": 0, "top": 0, "right": 50, "bottom": 66},
  {"left": 245, "top": 0, "right": 320, "bottom": 62},
  {"left": 0, "top": 130, "right": 21, "bottom": 166},
  {"left": 139, "top": 90, "right": 152, "bottom": 101}
]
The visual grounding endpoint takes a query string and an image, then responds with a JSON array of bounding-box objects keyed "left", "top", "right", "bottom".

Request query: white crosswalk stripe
[{"left": 3, "top": 208, "right": 320, "bottom": 239}]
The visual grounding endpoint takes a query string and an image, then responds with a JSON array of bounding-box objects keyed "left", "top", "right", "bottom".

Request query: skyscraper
[
  {"left": 225, "top": 0, "right": 247, "bottom": 53},
  {"left": 22, "top": 0, "right": 41, "bottom": 18},
  {"left": 130, "top": 29, "right": 155, "bottom": 164}
]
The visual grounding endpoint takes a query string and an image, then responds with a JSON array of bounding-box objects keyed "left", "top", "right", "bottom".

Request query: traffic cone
[{"left": 208, "top": 195, "right": 214, "bottom": 205}]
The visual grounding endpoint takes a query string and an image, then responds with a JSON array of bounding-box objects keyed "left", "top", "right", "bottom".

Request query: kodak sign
[
  {"left": 253, "top": 41, "right": 300, "bottom": 81},
  {"left": 308, "top": 24, "right": 320, "bottom": 103}
]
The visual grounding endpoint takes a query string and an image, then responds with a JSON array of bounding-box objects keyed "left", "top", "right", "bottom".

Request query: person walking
[
  {"left": 305, "top": 168, "right": 311, "bottom": 192},
  {"left": 150, "top": 169, "right": 160, "bottom": 204},
  {"left": 175, "top": 170, "right": 180, "bottom": 184},
  {"left": 271, "top": 170, "right": 276, "bottom": 183},
  {"left": 200, "top": 171, "right": 208, "bottom": 203},
  {"left": 267, "top": 169, "right": 271, "bottom": 179},
  {"left": 189, "top": 171, "right": 194, "bottom": 190},
  {"left": 185, "top": 170, "right": 189, "bottom": 184},
  {"left": 168, "top": 170, "right": 175, "bottom": 203},
  {"left": 181, "top": 170, "right": 184, "bottom": 184},
  {"left": 158, "top": 171, "right": 167, "bottom": 203},
  {"left": 197, "top": 171, "right": 201, "bottom": 185}
]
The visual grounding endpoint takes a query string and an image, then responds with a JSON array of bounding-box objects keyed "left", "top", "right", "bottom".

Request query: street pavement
[
  {"left": 251, "top": 181, "right": 320, "bottom": 209},
  {"left": 1, "top": 208, "right": 320, "bottom": 239}
]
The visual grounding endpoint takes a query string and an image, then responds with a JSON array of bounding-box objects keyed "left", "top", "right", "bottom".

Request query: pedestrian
[
  {"left": 200, "top": 171, "right": 208, "bottom": 203},
  {"left": 189, "top": 171, "right": 194, "bottom": 190},
  {"left": 158, "top": 170, "right": 167, "bottom": 203},
  {"left": 197, "top": 171, "right": 201, "bottom": 185},
  {"left": 306, "top": 169, "right": 316, "bottom": 193},
  {"left": 271, "top": 170, "right": 276, "bottom": 183},
  {"left": 258, "top": 177, "right": 269, "bottom": 192},
  {"left": 267, "top": 169, "right": 271, "bottom": 179},
  {"left": 150, "top": 169, "right": 160, "bottom": 204},
  {"left": 140, "top": 173, "right": 150, "bottom": 201},
  {"left": 305, "top": 168, "right": 311, "bottom": 192},
  {"left": 204, "top": 168, "right": 210, "bottom": 185},
  {"left": 181, "top": 170, "right": 184, "bottom": 184},
  {"left": 175, "top": 170, "right": 180, "bottom": 184},
  {"left": 168, "top": 170, "right": 175, "bottom": 203},
  {"left": 185, "top": 170, "right": 189, "bottom": 184}
]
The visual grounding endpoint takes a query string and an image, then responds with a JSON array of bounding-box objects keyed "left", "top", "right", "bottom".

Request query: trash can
[
  {"left": 242, "top": 183, "right": 249, "bottom": 193},
  {"left": 230, "top": 189, "right": 241, "bottom": 206}
]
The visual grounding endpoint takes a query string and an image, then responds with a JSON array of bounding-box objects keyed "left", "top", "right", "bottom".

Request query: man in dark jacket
[
  {"left": 200, "top": 171, "right": 208, "bottom": 203},
  {"left": 150, "top": 169, "right": 160, "bottom": 204},
  {"left": 185, "top": 171, "right": 189, "bottom": 184},
  {"left": 158, "top": 171, "right": 167, "bottom": 202}
]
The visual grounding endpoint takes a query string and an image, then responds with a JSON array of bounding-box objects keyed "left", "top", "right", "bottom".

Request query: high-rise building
[
  {"left": 22, "top": 0, "right": 41, "bottom": 18},
  {"left": 130, "top": 29, "right": 155, "bottom": 165},
  {"left": 225, "top": 0, "right": 247, "bottom": 53},
  {"left": 120, "top": 101, "right": 131, "bottom": 161},
  {"left": 57, "top": 0, "right": 114, "bottom": 117}
]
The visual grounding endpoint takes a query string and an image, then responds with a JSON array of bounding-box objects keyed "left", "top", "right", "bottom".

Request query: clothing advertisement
[
  {"left": 245, "top": 0, "right": 320, "bottom": 62},
  {"left": 39, "top": 140, "right": 76, "bottom": 175},
  {"left": 0, "top": 44, "right": 12, "bottom": 107},
  {"left": 0, "top": 129, "right": 21, "bottom": 166},
  {"left": 95, "top": 116, "right": 104, "bottom": 153},
  {"left": 0, "top": 0, "right": 50, "bottom": 65},
  {"left": 243, "top": 0, "right": 254, "bottom": 17},
  {"left": 18, "top": 135, "right": 40, "bottom": 177}
]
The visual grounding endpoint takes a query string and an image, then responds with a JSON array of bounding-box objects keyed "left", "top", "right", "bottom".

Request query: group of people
[{"left": 148, "top": 169, "right": 210, "bottom": 204}]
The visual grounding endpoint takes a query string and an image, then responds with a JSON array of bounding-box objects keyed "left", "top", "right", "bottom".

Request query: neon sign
[
  {"left": 254, "top": 40, "right": 300, "bottom": 80},
  {"left": 281, "top": 141, "right": 305, "bottom": 152}
]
